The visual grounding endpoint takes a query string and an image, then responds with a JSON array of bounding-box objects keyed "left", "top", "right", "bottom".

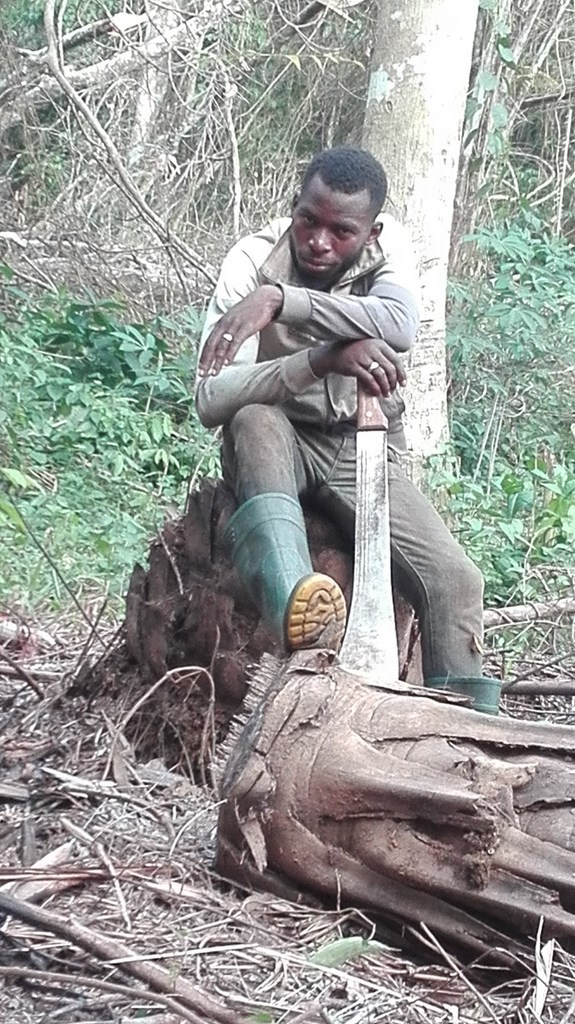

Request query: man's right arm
[{"left": 195, "top": 244, "right": 320, "bottom": 429}]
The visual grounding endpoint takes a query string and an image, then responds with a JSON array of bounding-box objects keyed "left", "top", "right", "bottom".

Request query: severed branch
[
  {"left": 484, "top": 597, "right": 575, "bottom": 629},
  {"left": 520, "top": 82, "right": 575, "bottom": 110},
  {"left": 0, "top": 646, "right": 45, "bottom": 700},
  {"left": 16, "top": 17, "right": 116, "bottom": 64},
  {"left": 0, "top": 966, "right": 208, "bottom": 1024},
  {"left": 502, "top": 678, "right": 575, "bottom": 696},
  {"left": 0, "top": 890, "right": 248, "bottom": 1024},
  {"left": 1, "top": 3, "right": 227, "bottom": 142}
]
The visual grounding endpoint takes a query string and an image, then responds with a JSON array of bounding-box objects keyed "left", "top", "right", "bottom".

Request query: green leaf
[
  {"left": 465, "top": 97, "right": 482, "bottom": 121},
  {"left": 487, "top": 130, "right": 506, "bottom": 156},
  {"left": 309, "top": 936, "right": 387, "bottom": 968},
  {"left": 477, "top": 70, "right": 498, "bottom": 92},
  {"left": 0, "top": 495, "right": 26, "bottom": 532},
  {"left": 0, "top": 467, "right": 42, "bottom": 491},
  {"left": 491, "top": 102, "right": 508, "bottom": 129},
  {"left": 285, "top": 54, "right": 301, "bottom": 71},
  {"left": 497, "top": 41, "right": 516, "bottom": 67},
  {"left": 561, "top": 507, "right": 575, "bottom": 543},
  {"left": 499, "top": 520, "right": 524, "bottom": 543}
]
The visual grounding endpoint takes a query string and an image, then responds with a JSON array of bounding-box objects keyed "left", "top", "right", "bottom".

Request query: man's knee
[
  {"left": 430, "top": 548, "right": 484, "bottom": 613},
  {"left": 223, "top": 405, "right": 300, "bottom": 501},
  {"left": 228, "top": 404, "right": 289, "bottom": 443}
]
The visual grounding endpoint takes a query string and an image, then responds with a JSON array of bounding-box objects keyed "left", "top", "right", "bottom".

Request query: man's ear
[
  {"left": 291, "top": 192, "right": 300, "bottom": 212},
  {"left": 367, "top": 221, "right": 383, "bottom": 245}
]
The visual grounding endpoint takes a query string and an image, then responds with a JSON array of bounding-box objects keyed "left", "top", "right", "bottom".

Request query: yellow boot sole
[{"left": 285, "top": 573, "right": 347, "bottom": 652}]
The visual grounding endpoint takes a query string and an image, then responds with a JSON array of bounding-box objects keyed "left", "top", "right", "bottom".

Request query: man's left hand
[{"left": 198, "top": 285, "right": 283, "bottom": 377}]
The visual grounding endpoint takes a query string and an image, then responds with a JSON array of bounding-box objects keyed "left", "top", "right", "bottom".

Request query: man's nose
[{"left": 309, "top": 231, "right": 330, "bottom": 254}]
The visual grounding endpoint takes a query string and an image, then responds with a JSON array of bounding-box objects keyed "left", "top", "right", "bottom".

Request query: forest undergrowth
[{"left": 0, "top": 277, "right": 219, "bottom": 614}]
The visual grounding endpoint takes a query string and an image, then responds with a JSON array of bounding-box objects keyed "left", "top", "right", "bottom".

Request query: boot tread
[{"left": 286, "top": 573, "right": 346, "bottom": 652}]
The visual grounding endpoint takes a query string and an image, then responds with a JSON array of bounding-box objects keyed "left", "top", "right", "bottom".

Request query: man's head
[{"left": 290, "top": 147, "right": 388, "bottom": 288}]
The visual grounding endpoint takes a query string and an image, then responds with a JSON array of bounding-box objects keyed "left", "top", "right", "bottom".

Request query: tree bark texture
[
  {"left": 128, "top": 0, "right": 183, "bottom": 170},
  {"left": 217, "top": 649, "right": 575, "bottom": 964},
  {"left": 362, "top": 0, "right": 480, "bottom": 469}
]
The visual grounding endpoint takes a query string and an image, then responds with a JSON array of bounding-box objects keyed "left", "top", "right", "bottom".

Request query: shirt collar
[{"left": 259, "top": 223, "right": 386, "bottom": 289}]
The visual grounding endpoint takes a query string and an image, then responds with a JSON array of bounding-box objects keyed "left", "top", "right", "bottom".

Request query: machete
[{"left": 339, "top": 380, "right": 399, "bottom": 685}]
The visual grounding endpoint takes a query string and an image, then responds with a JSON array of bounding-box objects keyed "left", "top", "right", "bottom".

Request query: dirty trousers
[{"left": 222, "top": 404, "right": 484, "bottom": 680}]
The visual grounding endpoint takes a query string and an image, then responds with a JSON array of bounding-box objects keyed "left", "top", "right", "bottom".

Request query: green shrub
[
  {"left": 0, "top": 279, "right": 219, "bottom": 610},
  {"left": 444, "top": 216, "right": 575, "bottom": 605}
]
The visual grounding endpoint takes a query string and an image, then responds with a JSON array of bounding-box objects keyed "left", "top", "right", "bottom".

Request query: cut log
[
  {"left": 86, "top": 477, "right": 575, "bottom": 777},
  {"left": 80, "top": 477, "right": 575, "bottom": 960},
  {"left": 216, "top": 650, "right": 575, "bottom": 965},
  {"left": 484, "top": 598, "right": 575, "bottom": 628}
]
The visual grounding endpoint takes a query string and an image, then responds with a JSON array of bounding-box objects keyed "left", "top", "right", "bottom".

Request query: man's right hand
[
  {"left": 198, "top": 285, "right": 283, "bottom": 378},
  {"left": 309, "top": 338, "right": 407, "bottom": 397}
]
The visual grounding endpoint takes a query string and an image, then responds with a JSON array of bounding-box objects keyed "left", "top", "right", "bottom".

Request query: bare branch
[
  {"left": 0, "top": 890, "right": 246, "bottom": 1024},
  {"left": 520, "top": 83, "right": 575, "bottom": 109},
  {"left": 1, "top": 3, "right": 225, "bottom": 136},
  {"left": 16, "top": 17, "right": 116, "bottom": 63},
  {"left": 40, "top": 0, "right": 215, "bottom": 285},
  {"left": 484, "top": 597, "right": 575, "bottom": 629}
]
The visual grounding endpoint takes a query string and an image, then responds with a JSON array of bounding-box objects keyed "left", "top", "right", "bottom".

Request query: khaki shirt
[{"left": 196, "top": 213, "right": 420, "bottom": 450}]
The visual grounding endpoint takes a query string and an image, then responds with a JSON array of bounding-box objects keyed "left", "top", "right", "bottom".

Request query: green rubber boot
[
  {"left": 224, "top": 493, "right": 346, "bottom": 651},
  {"left": 424, "top": 676, "right": 501, "bottom": 716}
]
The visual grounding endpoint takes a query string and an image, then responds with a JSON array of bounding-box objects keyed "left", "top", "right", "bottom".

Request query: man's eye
[
  {"left": 337, "top": 228, "right": 353, "bottom": 239},
  {"left": 302, "top": 214, "right": 315, "bottom": 226}
]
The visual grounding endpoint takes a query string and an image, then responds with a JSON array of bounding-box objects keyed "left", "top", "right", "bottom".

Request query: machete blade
[{"left": 339, "top": 385, "right": 399, "bottom": 686}]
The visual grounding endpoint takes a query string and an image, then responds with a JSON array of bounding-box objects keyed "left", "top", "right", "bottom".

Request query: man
[{"left": 196, "top": 147, "right": 499, "bottom": 713}]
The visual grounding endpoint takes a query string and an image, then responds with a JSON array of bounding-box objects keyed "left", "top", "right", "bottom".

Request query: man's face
[{"left": 290, "top": 173, "right": 382, "bottom": 288}]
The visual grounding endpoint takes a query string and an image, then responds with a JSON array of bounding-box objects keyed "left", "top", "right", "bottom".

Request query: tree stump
[
  {"left": 124, "top": 477, "right": 422, "bottom": 709},
  {"left": 95, "top": 477, "right": 420, "bottom": 770}
]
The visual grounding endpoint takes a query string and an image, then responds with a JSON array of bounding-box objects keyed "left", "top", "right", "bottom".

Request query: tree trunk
[
  {"left": 362, "top": 0, "right": 480, "bottom": 473},
  {"left": 128, "top": 0, "right": 183, "bottom": 171}
]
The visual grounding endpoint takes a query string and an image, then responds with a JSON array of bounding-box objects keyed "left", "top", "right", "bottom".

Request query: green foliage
[
  {"left": 0, "top": 0, "right": 46, "bottom": 46},
  {"left": 442, "top": 217, "right": 575, "bottom": 606},
  {"left": 308, "top": 936, "right": 388, "bottom": 968},
  {"left": 430, "top": 453, "right": 575, "bottom": 606},
  {"left": 0, "top": 0, "right": 126, "bottom": 47},
  {"left": 0, "top": 280, "right": 219, "bottom": 610}
]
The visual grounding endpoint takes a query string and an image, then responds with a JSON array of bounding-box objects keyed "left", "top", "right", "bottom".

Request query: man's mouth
[{"left": 301, "top": 257, "right": 332, "bottom": 270}]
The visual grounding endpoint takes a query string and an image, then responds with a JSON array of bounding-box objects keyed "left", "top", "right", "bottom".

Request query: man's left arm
[
  {"left": 277, "top": 277, "right": 418, "bottom": 353},
  {"left": 277, "top": 218, "right": 420, "bottom": 353}
]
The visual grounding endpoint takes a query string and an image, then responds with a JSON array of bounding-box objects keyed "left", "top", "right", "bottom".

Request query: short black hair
[{"left": 300, "top": 147, "right": 388, "bottom": 216}]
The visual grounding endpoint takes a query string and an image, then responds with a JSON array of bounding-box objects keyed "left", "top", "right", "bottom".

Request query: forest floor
[{"left": 1, "top": 611, "right": 575, "bottom": 1024}]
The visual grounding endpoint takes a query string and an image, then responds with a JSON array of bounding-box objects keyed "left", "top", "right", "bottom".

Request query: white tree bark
[
  {"left": 129, "top": 0, "right": 183, "bottom": 168},
  {"left": 362, "top": 0, "right": 480, "bottom": 472}
]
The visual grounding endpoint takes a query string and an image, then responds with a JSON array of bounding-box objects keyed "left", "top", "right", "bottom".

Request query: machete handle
[{"left": 357, "top": 381, "right": 389, "bottom": 431}]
